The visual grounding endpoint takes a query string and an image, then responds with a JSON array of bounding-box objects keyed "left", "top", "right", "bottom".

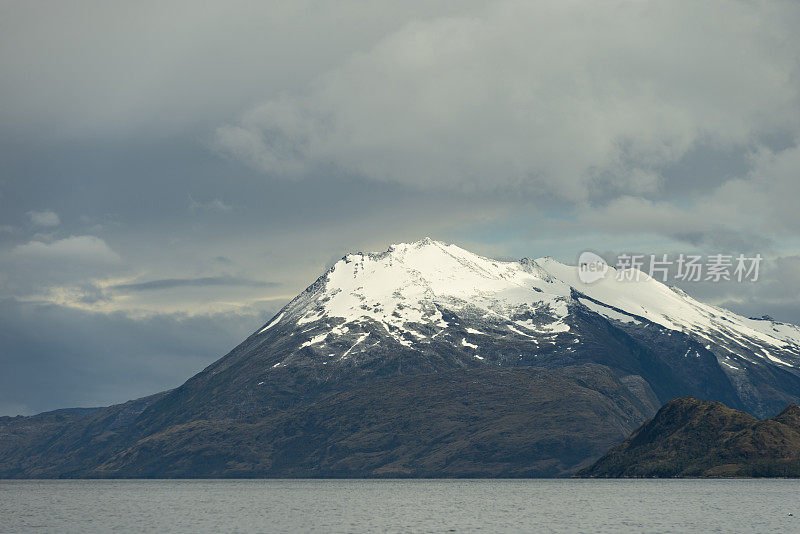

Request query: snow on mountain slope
[
  {"left": 239, "top": 238, "right": 800, "bottom": 417},
  {"left": 260, "top": 238, "right": 798, "bottom": 365},
  {"left": 286, "top": 237, "right": 571, "bottom": 335},
  {"left": 538, "top": 256, "right": 800, "bottom": 352}
]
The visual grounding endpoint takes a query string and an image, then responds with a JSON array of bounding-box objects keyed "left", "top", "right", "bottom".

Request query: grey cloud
[
  {"left": 110, "top": 276, "right": 279, "bottom": 292},
  {"left": 27, "top": 210, "right": 60, "bottom": 227},
  {"left": 1, "top": 235, "right": 125, "bottom": 298},
  {"left": 0, "top": 1, "right": 484, "bottom": 139},
  {"left": 11, "top": 235, "right": 120, "bottom": 264},
  {"left": 73, "top": 283, "right": 114, "bottom": 305},
  {"left": 188, "top": 196, "right": 232, "bottom": 212},
  {"left": 669, "top": 231, "right": 773, "bottom": 254},
  {"left": 216, "top": 1, "right": 800, "bottom": 201},
  {"left": 576, "top": 142, "right": 800, "bottom": 250},
  {"left": 678, "top": 256, "right": 800, "bottom": 327}
]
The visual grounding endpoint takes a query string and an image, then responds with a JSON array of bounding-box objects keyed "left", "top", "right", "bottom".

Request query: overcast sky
[{"left": 1, "top": 0, "right": 799, "bottom": 415}]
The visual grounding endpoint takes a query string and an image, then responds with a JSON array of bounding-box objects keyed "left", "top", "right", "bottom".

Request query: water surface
[{"left": 1, "top": 479, "right": 798, "bottom": 533}]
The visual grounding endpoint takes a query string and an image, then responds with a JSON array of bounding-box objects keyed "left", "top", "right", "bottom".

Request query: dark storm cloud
[{"left": 0, "top": 298, "right": 282, "bottom": 416}]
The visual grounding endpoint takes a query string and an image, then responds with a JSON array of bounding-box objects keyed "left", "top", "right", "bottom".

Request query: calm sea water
[{"left": 0, "top": 479, "right": 798, "bottom": 533}]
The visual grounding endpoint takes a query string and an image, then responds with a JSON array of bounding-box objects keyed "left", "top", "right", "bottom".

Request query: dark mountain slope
[
  {"left": 88, "top": 365, "right": 657, "bottom": 478},
  {"left": 0, "top": 392, "right": 168, "bottom": 477},
  {"left": 580, "top": 397, "right": 800, "bottom": 477}
]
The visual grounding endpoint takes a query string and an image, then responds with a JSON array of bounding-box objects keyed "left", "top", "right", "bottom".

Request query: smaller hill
[{"left": 579, "top": 397, "right": 800, "bottom": 477}]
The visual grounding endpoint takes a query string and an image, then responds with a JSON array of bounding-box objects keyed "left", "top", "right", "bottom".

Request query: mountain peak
[
  {"left": 341, "top": 237, "right": 456, "bottom": 263},
  {"left": 384, "top": 236, "right": 450, "bottom": 255},
  {"left": 286, "top": 238, "right": 571, "bottom": 337},
  {"left": 413, "top": 236, "right": 437, "bottom": 246},
  {"left": 257, "top": 239, "right": 800, "bottom": 388}
]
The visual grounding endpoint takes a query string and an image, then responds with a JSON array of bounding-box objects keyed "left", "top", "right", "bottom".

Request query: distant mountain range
[
  {"left": 580, "top": 397, "right": 800, "bottom": 477},
  {"left": 2, "top": 238, "right": 800, "bottom": 477}
]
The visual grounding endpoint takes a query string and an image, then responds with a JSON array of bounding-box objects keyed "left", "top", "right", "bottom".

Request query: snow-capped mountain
[
  {"left": 236, "top": 238, "right": 799, "bottom": 417},
  {"left": 5, "top": 238, "right": 800, "bottom": 478}
]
